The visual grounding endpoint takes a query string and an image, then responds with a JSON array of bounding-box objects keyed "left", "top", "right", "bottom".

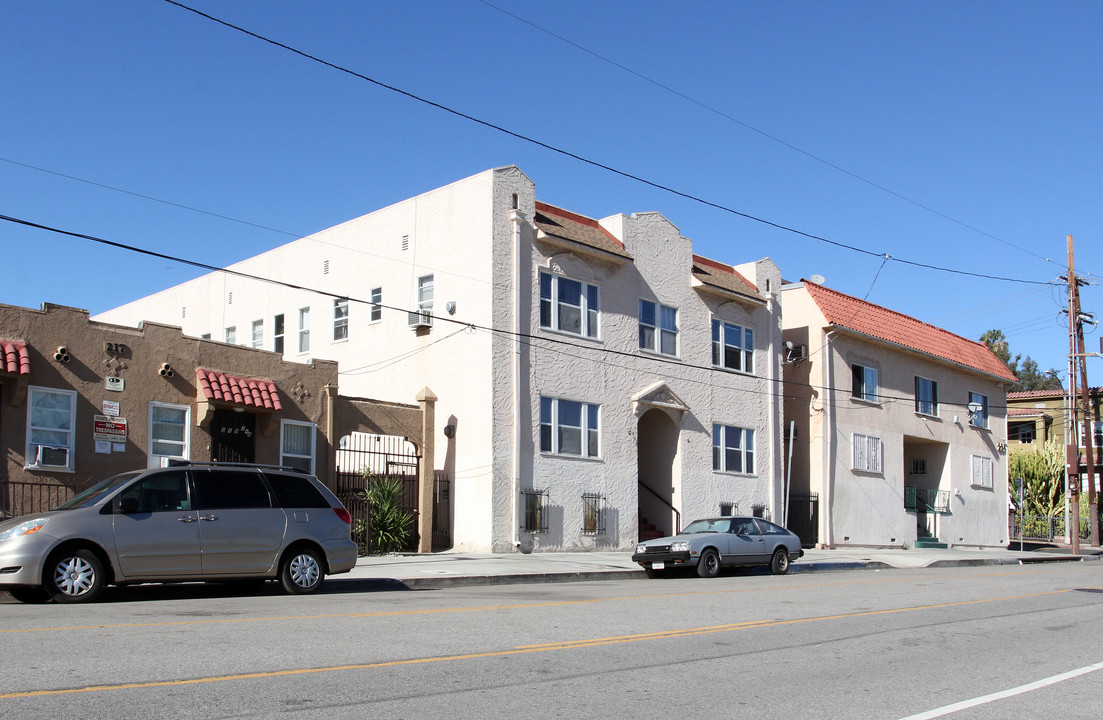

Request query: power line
[
  {"left": 161, "top": 0, "right": 1056, "bottom": 288},
  {"left": 0, "top": 212, "right": 1031, "bottom": 412},
  {"left": 475, "top": 0, "right": 1061, "bottom": 270}
]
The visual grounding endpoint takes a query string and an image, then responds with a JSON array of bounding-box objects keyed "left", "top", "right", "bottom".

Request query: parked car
[
  {"left": 0, "top": 461, "right": 358, "bottom": 603},
  {"left": 632, "top": 516, "right": 804, "bottom": 578}
]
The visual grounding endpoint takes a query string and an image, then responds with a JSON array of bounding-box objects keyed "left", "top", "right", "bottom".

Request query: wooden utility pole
[
  {"left": 1066, "top": 235, "right": 1099, "bottom": 550},
  {"left": 1066, "top": 236, "right": 1081, "bottom": 555}
]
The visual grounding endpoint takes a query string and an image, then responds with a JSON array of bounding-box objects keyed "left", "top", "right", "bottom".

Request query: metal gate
[
  {"left": 2, "top": 480, "right": 74, "bottom": 520},
  {"left": 333, "top": 432, "right": 454, "bottom": 554},
  {"left": 788, "top": 492, "right": 819, "bottom": 548}
]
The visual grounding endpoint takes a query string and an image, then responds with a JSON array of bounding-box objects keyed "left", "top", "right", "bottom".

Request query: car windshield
[
  {"left": 683, "top": 519, "right": 730, "bottom": 534},
  {"left": 54, "top": 471, "right": 144, "bottom": 510}
]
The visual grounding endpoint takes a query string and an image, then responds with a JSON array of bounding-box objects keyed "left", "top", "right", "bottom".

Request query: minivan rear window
[
  {"left": 263, "top": 473, "right": 329, "bottom": 509},
  {"left": 193, "top": 470, "right": 272, "bottom": 510}
]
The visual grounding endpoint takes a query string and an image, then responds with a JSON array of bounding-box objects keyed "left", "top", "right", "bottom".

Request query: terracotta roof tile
[
  {"left": 0, "top": 339, "right": 31, "bottom": 375},
  {"left": 1008, "top": 408, "right": 1048, "bottom": 417},
  {"left": 196, "top": 368, "right": 282, "bottom": 410},
  {"left": 533, "top": 201, "right": 632, "bottom": 260},
  {"left": 804, "top": 281, "right": 1019, "bottom": 383},
  {"left": 691, "top": 255, "right": 764, "bottom": 302}
]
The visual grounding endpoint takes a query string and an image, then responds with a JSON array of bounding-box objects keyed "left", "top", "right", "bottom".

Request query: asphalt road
[{"left": 2, "top": 563, "right": 1102, "bottom": 719}]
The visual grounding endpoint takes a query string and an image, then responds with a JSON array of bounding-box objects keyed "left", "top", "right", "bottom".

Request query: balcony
[{"left": 905, "top": 486, "right": 951, "bottom": 514}]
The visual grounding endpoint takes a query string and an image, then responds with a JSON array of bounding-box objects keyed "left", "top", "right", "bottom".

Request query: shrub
[{"left": 361, "top": 475, "right": 413, "bottom": 554}]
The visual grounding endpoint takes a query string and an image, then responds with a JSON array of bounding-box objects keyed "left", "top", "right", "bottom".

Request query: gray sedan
[{"left": 632, "top": 516, "right": 804, "bottom": 578}]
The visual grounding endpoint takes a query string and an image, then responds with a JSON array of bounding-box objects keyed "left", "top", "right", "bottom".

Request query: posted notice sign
[{"left": 93, "top": 415, "right": 128, "bottom": 442}]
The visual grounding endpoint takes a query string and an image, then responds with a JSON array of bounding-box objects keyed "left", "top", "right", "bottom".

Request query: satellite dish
[{"left": 809, "top": 274, "right": 826, "bottom": 285}]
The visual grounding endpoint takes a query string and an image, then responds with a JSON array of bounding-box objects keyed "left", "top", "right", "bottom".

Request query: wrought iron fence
[
  {"left": 904, "top": 486, "right": 951, "bottom": 513},
  {"left": 1, "top": 481, "right": 74, "bottom": 520},
  {"left": 1008, "top": 514, "right": 1090, "bottom": 542}
]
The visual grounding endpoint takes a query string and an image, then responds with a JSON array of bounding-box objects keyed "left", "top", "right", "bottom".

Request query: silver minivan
[{"left": 0, "top": 462, "right": 358, "bottom": 603}]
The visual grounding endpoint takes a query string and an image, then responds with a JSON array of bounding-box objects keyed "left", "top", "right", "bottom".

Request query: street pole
[
  {"left": 1068, "top": 235, "right": 1099, "bottom": 546},
  {"left": 1066, "top": 236, "right": 1081, "bottom": 555}
]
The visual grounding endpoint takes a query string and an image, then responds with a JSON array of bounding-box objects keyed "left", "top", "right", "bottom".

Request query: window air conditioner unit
[
  {"left": 35, "top": 445, "right": 69, "bottom": 468},
  {"left": 407, "top": 310, "right": 433, "bottom": 329}
]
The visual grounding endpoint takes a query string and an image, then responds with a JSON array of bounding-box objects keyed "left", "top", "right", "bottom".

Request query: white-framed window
[
  {"left": 333, "top": 298, "right": 349, "bottom": 341},
  {"left": 971, "top": 454, "right": 994, "bottom": 489},
  {"left": 539, "top": 272, "right": 599, "bottom": 339},
  {"left": 852, "top": 433, "right": 883, "bottom": 474},
  {"left": 417, "top": 275, "right": 434, "bottom": 314},
  {"left": 852, "top": 364, "right": 879, "bottom": 402},
  {"left": 915, "top": 376, "right": 939, "bottom": 416},
  {"left": 25, "top": 386, "right": 77, "bottom": 471},
  {"left": 712, "top": 319, "right": 754, "bottom": 373},
  {"left": 273, "top": 314, "right": 285, "bottom": 354},
  {"left": 370, "top": 287, "right": 382, "bottom": 323},
  {"left": 968, "top": 391, "right": 989, "bottom": 429},
  {"left": 251, "top": 320, "right": 263, "bottom": 349},
  {"left": 713, "top": 424, "right": 755, "bottom": 474},
  {"left": 224, "top": 326, "right": 236, "bottom": 344},
  {"left": 298, "top": 307, "right": 310, "bottom": 354},
  {"left": 149, "top": 402, "right": 190, "bottom": 468},
  {"left": 639, "top": 300, "right": 678, "bottom": 356},
  {"left": 540, "top": 396, "right": 600, "bottom": 457},
  {"left": 281, "top": 420, "right": 317, "bottom": 474}
]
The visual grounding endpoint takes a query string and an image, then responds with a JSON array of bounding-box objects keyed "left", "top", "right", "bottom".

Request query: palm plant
[{"left": 360, "top": 475, "right": 413, "bottom": 554}]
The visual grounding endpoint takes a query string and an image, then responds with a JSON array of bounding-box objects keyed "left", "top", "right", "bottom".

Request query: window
[
  {"left": 639, "top": 300, "right": 678, "bottom": 356},
  {"left": 200, "top": 333, "right": 211, "bottom": 340},
  {"left": 264, "top": 473, "right": 329, "bottom": 508},
  {"left": 418, "top": 275, "right": 434, "bottom": 315},
  {"left": 149, "top": 402, "right": 189, "bottom": 467},
  {"left": 540, "top": 397, "right": 600, "bottom": 457},
  {"left": 193, "top": 470, "right": 272, "bottom": 509},
  {"left": 333, "top": 298, "right": 349, "bottom": 341},
  {"left": 712, "top": 319, "right": 754, "bottom": 373},
  {"left": 582, "top": 493, "right": 606, "bottom": 535},
  {"left": 712, "top": 424, "right": 755, "bottom": 474},
  {"left": 915, "top": 376, "right": 939, "bottom": 416},
  {"left": 852, "top": 433, "right": 883, "bottom": 473},
  {"left": 522, "top": 489, "right": 547, "bottom": 533},
  {"left": 281, "top": 420, "right": 316, "bottom": 474},
  {"left": 968, "top": 392, "right": 989, "bottom": 429},
  {"left": 26, "top": 386, "right": 76, "bottom": 471},
  {"left": 911, "top": 459, "right": 927, "bottom": 475},
  {"left": 298, "top": 307, "right": 310, "bottom": 353},
  {"left": 852, "top": 364, "right": 879, "bottom": 402},
  {"left": 971, "top": 455, "right": 994, "bottom": 489},
  {"left": 1010, "top": 422, "right": 1035, "bottom": 444},
  {"left": 273, "top": 314, "right": 285, "bottom": 354},
  {"left": 539, "top": 272, "right": 599, "bottom": 338},
  {"left": 117, "top": 471, "right": 190, "bottom": 512},
  {"left": 370, "top": 287, "right": 382, "bottom": 323},
  {"left": 225, "top": 326, "right": 236, "bottom": 344},
  {"left": 251, "top": 320, "right": 263, "bottom": 349}
]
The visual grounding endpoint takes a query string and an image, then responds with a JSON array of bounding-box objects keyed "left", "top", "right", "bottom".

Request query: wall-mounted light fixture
[
  {"left": 54, "top": 346, "right": 70, "bottom": 363},
  {"left": 443, "top": 424, "right": 456, "bottom": 438}
]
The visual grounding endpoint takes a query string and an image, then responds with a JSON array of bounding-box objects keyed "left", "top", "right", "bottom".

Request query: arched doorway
[{"left": 637, "top": 408, "right": 680, "bottom": 540}]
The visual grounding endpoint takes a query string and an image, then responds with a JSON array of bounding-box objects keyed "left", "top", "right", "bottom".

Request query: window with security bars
[
  {"left": 752, "top": 504, "right": 769, "bottom": 520},
  {"left": 522, "top": 489, "right": 548, "bottom": 533},
  {"left": 582, "top": 493, "right": 606, "bottom": 535},
  {"left": 719, "top": 501, "right": 737, "bottom": 517},
  {"left": 971, "top": 455, "right": 994, "bottom": 489},
  {"left": 852, "top": 433, "right": 883, "bottom": 474}
]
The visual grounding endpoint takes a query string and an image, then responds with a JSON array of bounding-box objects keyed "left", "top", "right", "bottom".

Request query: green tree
[
  {"left": 980, "top": 329, "right": 1063, "bottom": 392},
  {"left": 1008, "top": 438, "right": 1064, "bottom": 516}
]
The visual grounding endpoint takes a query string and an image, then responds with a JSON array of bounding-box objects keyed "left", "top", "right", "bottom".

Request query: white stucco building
[
  {"left": 781, "top": 280, "right": 1017, "bottom": 549},
  {"left": 96, "top": 166, "right": 785, "bottom": 552}
]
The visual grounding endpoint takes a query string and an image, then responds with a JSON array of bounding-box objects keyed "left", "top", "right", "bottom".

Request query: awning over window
[
  {"left": 0, "top": 340, "right": 31, "bottom": 375},
  {"left": 196, "top": 368, "right": 282, "bottom": 411}
]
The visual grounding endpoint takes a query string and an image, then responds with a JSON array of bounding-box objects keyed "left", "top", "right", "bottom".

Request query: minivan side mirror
[{"left": 115, "top": 497, "right": 140, "bottom": 514}]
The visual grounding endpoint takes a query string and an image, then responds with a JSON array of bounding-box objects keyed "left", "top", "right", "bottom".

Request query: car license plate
[{"left": 651, "top": 561, "right": 665, "bottom": 570}]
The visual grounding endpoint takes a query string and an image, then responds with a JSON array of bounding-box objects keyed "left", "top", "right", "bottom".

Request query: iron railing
[
  {"left": 1, "top": 481, "right": 74, "bottom": 520},
  {"left": 905, "top": 486, "right": 951, "bottom": 514}
]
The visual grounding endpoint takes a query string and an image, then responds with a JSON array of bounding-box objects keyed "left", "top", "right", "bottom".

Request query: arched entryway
[{"left": 637, "top": 408, "right": 680, "bottom": 540}]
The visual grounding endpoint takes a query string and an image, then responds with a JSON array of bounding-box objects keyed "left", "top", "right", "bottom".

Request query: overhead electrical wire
[
  {"left": 0, "top": 212, "right": 1032, "bottom": 412},
  {"left": 161, "top": 0, "right": 1056, "bottom": 288}
]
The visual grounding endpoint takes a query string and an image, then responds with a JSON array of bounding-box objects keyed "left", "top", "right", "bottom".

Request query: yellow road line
[{"left": 1, "top": 585, "right": 1092, "bottom": 701}]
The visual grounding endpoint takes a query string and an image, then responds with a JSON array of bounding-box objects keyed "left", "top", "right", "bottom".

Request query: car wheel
[
  {"left": 770, "top": 548, "right": 790, "bottom": 575},
  {"left": 45, "top": 548, "right": 106, "bottom": 603},
  {"left": 696, "top": 548, "right": 720, "bottom": 578},
  {"left": 7, "top": 586, "right": 50, "bottom": 603},
  {"left": 279, "top": 547, "right": 324, "bottom": 594}
]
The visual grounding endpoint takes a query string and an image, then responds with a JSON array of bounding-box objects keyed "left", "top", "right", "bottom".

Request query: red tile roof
[
  {"left": 804, "top": 281, "right": 1019, "bottom": 383},
  {"left": 0, "top": 340, "right": 30, "bottom": 375},
  {"left": 196, "top": 368, "right": 282, "bottom": 410},
  {"left": 691, "top": 255, "right": 763, "bottom": 302},
  {"left": 534, "top": 201, "right": 632, "bottom": 260},
  {"left": 1008, "top": 407, "right": 1048, "bottom": 417}
]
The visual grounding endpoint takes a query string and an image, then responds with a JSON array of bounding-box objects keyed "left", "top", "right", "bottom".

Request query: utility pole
[{"left": 1065, "top": 235, "right": 1098, "bottom": 550}]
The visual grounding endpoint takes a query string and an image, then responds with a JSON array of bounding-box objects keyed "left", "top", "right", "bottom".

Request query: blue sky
[{"left": 2, "top": 1, "right": 1099, "bottom": 381}]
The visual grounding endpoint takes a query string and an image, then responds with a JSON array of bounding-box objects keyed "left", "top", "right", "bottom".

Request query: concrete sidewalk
[{"left": 332, "top": 545, "right": 1100, "bottom": 591}]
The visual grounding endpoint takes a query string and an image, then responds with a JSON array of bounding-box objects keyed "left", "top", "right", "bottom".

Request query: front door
[{"left": 211, "top": 409, "right": 256, "bottom": 464}]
